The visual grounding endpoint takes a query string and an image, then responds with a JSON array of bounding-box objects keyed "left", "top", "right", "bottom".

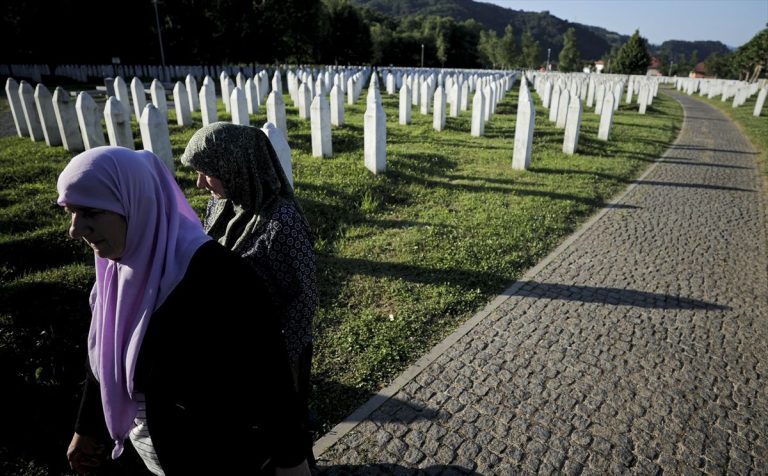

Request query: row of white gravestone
[
  {"left": 4, "top": 77, "right": 176, "bottom": 170},
  {"left": 676, "top": 76, "right": 768, "bottom": 117},
  {"left": 4, "top": 76, "right": 295, "bottom": 185}
]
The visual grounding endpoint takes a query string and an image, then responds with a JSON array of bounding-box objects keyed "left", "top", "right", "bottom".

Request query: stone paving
[{"left": 313, "top": 92, "right": 768, "bottom": 475}]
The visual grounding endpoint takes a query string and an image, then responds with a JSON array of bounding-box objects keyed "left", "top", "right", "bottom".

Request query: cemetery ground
[{"left": 1, "top": 82, "right": 693, "bottom": 474}]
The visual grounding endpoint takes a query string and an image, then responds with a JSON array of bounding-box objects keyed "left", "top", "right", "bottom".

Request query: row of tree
[{"left": 1, "top": 0, "right": 765, "bottom": 79}]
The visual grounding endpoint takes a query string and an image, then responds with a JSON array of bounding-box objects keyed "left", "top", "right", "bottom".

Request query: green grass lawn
[{"left": 0, "top": 80, "right": 683, "bottom": 474}]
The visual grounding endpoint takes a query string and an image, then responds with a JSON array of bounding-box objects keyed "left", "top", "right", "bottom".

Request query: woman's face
[
  {"left": 65, "top": 205, "right": 127, "bottom": 260},
  {"left": 195, "top": 172, "right": 226, "bottom": 199}
]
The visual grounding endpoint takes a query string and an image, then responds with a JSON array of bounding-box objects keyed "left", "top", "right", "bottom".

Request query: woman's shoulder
[{"left": 185, "top": 241, "right": 256, "bottom": 284}]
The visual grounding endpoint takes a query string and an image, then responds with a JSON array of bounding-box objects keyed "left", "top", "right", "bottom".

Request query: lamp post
[
  {"left": 546, "top": 48, "right": 551, "bottom": 71},
  {"left": 421, "top": 44, "right": 424, "bottom": 68},
  {"left": 152, "top": 0, "right": 168, "bottom": 82}
]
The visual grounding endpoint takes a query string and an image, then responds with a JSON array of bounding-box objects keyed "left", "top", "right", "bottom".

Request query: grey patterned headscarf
[{"left": 181, "top": 122, "right": 307, "bottom": 252}]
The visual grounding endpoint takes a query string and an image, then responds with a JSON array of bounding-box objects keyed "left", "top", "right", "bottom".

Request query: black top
[{"left": 74, "top": 241, "right": 306, "bottom": 473}]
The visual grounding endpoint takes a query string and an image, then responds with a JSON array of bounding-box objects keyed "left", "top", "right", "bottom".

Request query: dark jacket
[{"left": 75, "top": 241, "right": 306, "bottom": 474}]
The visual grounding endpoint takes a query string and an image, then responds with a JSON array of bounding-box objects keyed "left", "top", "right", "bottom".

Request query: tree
[
  {"left": 612, "top": 29, "right": 651, "bottom": 74},
  {"left": 731, "top": 28, "right": 768, "bottom": 80},
  {"left": 703, "top": 52, "right": 733, "bottom": 79},
  {"left": 478, "top": 29, "right": 500, "bottom": 68},
  {"left": 558, "top": 27, "right": 580, "bottom": 71},
  {"left": 498, "top": 24, "right": 518, "bottom": 69},
  {"left": 319, "top": 0, "right": 371, "bottom": 65},
  {"left": 521, "top": 29, "right": 541, "bottom": 69}
]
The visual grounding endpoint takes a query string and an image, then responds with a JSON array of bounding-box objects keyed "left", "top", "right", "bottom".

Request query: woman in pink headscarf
[{"left": 59, "top": 146, "right": 309, "bottom": 475}]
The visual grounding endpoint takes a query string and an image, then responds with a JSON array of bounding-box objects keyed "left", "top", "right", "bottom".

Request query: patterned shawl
[{"left": 180, "top": 122, "right": 308, "bottom": 253}]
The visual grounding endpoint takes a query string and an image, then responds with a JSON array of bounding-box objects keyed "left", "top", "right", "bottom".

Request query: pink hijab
[{"left": 57, "top": 146, "right": 211, "bottom": 458}]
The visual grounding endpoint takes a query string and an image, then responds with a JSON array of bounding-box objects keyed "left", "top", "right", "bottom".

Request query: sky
[{"left": 477, "top": 0, "right": 768, "bottom": 48}]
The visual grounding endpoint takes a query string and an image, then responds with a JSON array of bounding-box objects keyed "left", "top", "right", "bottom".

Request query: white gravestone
[
  {"left": 298, "top": 83, "right": 311, "bottom": 120},
  {"left": 266, "top": 90, "right": 288, "bottom": 137},
  {"left": 19, "top": 81, "right": 44, "bottom": 141},
  {"left": 597, "top": 92, "right": 615, "bottom": 141},
  {"left": 556, "top": 89, "right": 570, "bottom": 129},
  {"left": 245, "top": 78, "right": 258, "bottom": 114},
  {"left": 548, "top": 85, "right": 561, "bottom": 123},
  {"left": 460, "top": 81, "right": 470, "bottom": 112},
  {"left": 150, "top": 79, "right": 168, "bottom": 119},
  {"left": 272, "top": 70, "right": 283, "bottom": 95},
  {"left": 75, "top": 92, "right": 106, "bottom": 150},
  {"left": 753, "top": 88, "right": 767, "bottom": 117},
  {"left": 220, "top": 73, "right": 232, "bottom": 113},
  {"left": 330, "top": 84, "right": 344, "bottom": 126},
  {"left": 433, "top": 85, "right": 446, "bottom": 131},
  {"left": 53, "top": 87, "right": 84, "bottom": 152},
  {"left": 364, "top": 78, "right": 386, "bottom": 174},
  {"left": 562, "top": 95, "right": 582, "bottom": 155},
  {"left": 130, "top": 77, "right": 147, "bottom": 119},
  {"left": 104, "top": 96, "right": 134, "bottom": 149},
  {"left": 5, "top": 78, "right": 29, "bottom": 137},
  {"left": 512, "top": 80, "right": 535, "bottom": 170},
  {"left": 399, "top": 83, "right": 411, "bottom": 125},
  {"left": 173, "top": 82, "right": 193, "bottom": 126},
  {"left": 261, "top": 122, "right": 293, "bottom": 189},
  {"left": 470, "top": 89, "right": 485, "bottom": 137},
  {"left": 230, "top": 88, "right": 250, "bottom": 126},
  {"left": 586, "top": 80, "right": 595, "bottom": 109},
  {"left": 199, "top": 81, "right": 218, "bottom": 126},
  {"left": 595, "top": 84, "right": 605, "bottom": 115},
  {"left": 310, "top": 94, "right": 332, "bottom": 157},
  {"left": 34, "top": 84, "right": 62, "bottom": 146},
  {"left": 140, "top": 103, "right": 174, "bottom": 172},
  {"left": 638, "top": 84, "right": 649, "bottom": 114},
  {"left": 114, "top": 76, "right": 133, "bottom": 120},
  {"left": 185, "top": 74, "right": 199, "bottom": 112}
]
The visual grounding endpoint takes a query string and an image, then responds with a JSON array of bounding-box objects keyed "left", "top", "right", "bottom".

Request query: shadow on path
[{"left": 510, "top": 281, "right": 730, "bottom": 310}]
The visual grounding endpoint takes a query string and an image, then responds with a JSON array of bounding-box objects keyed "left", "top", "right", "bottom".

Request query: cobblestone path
[{"left": 314, "top": 92, "right": 768, "bottom": 475}]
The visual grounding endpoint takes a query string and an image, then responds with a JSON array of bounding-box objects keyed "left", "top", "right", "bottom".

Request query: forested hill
[
  {"left": 352, "top": 0, "right": 625, "bottom": 60},
  {"left": 353, "top": 0, "right": 730, "bottom": 62}
]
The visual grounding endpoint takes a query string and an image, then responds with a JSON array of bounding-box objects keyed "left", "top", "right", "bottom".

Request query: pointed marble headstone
[
  {"left": 52, "top": 87, "right": 84, "bottom": 152},
  {"left": 114, "top": 76, "right": 134, "bottom": 120},
  {"left": 130, "top": 77, "right": 147, "bottom": 119},
  {"left": 185, "top": 74, "right": 199, "bottom": 112},
  {"left": 230, "top": 87, "right": 250, "bottom": 126},
  {"left": 140, "top": 103, "right": 174, "bottom": 172},
  {"left": 753, "top": 87, "right": 767, "bottom": 117},
  {"left": 562, "top": 94, "right": 582, "bottom": 155},
  {"left": 261, "top": 122, "right": 293, "bottom": 189},
  {"left": 470, "top": 89, "right": 485, "bottom": 137},
  {"left": 104, "top": 96, "right": 135, "bottom": 149},
  {"left": 150, "top": 79, "right": 168, "bottom": 119},
  {"left": 597, "top": 92, "right": 615, "bottom": 141},
  {"left": 548, "top": 85, "right": 562, "bottom": 123},
  {"left": 266, "top": 90, "right": 288, "bottom": 137},
  {"left": 199, "top": 81, "right": 218, "bottom": 126},
  {"left": 5, "top": 78, "right": 29, "bottom": 137},
  {"left": 173, "top": 82, "right": 193, "bottom": 126},
  {"left": 512, "top": 80, "right": 535, "bottom": 170},
  {"left": 399, "top": 83, "right": 411, "bottom": 125},
  {"left": 298, "top": 83, "right": 311, "bottom": 120},
  {"left": 19, "top": 81, "right": 44, "bottom": 141},
  {"left": 34, "top": 84, "right": 62, "bottom": 146},
  {"left": 433, "top": 85, "right": 446, "bottom": 131},
  {"left": 220, "top": 72, "right": 232, "bottom": 113},
  {"left": 245, "top": 78, "right": 258, "bottom": 114},
  {"left": 310, "top": 94, "right": 332, "bottom": 157},
  {"left": 638, "top": 84, "right": 649, "bottom": 114},
  {"left": 364, "top": 77, "right": 386, "bottom": 174},
  {"left": 330, "top": 84, "right": 344, "bottom": 126},
  {"left": 556, "top": 89, "right": 570, "bottom": 129},
  {"left": 75, "top": 92, "right": 106, "bottom": 150}
]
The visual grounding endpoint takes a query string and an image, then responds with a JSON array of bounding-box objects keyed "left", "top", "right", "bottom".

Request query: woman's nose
[{"left": 69, "top": 212, "right": 87, "bottom": 239}]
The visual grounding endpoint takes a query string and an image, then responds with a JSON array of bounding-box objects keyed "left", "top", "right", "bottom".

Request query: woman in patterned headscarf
[{"left": 181, "top": 122, "right": 318, "bottom": 461}]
